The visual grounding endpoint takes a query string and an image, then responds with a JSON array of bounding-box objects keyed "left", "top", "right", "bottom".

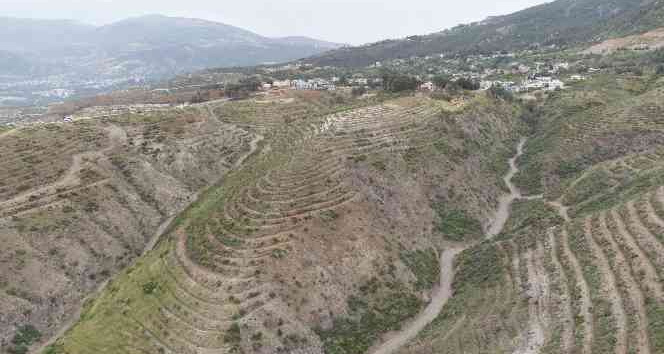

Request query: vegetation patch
[
  {"left": 8, "top": 325, "right": 41, "bottom": 354},
  {"left": 432, "top": 202, "right": 482, "bottom": 241},
  {"left": 501, "top": 199, "right": 563, "bottom": 235},
  {"left": 647, "top": 302, "right": 664, "bottom": 352},
  {"left": 319, "top": 210, "right": 340, "bottom": 222},
  {"left": 141, "top": 281, "right": 158, "bottom": 295},
  {"left": 513, "top": 159, "right": 544, "bottom": 196},
  {"left": 562, "top": 168, "right": 614, "bottom": 206},
  {"left": 400, "top": 248, "right": 440, "bottom": 290},
  {"left": 316, "top": 279, "right": 422, "bottom": 354},
  {"left": 224, "top": 322, "right": 242, "bottom": 352}
]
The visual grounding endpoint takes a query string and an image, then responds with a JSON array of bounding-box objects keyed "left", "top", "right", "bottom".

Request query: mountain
[
  {"left": 0, "top": 17, "right": 94, "bottom": 53},
  {"left": 0, "top": 15, "right": 343, "bottom": 80},
  {"left": 304, "top": 0, "right": 664, "bottom": 67}
]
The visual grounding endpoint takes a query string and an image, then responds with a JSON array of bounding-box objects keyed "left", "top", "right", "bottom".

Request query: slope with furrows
[
  {"left": 0, "top": 105, "right": 258, "bottom": 353},
  {"left": 398, "top": 75, "right": 664, "bottom": 354},
  {"left": 50, "top": 92, "right": 526, "bottom": 354}
]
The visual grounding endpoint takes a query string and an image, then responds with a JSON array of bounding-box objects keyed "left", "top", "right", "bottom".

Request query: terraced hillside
[
  {"left": 45, "top": 92, "right": 526, "bottom": 354},
  {"left": 397, "top": 75, "right": 664, "bottom": 354},
  {"left": 0, "top": 104, "right": 260, "bottom": 353}
]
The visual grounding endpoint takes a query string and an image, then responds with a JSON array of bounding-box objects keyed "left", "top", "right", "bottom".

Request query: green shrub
[
  {"left": 9, "top": 325, "right": 41, "bottom": 354},
  {"left": 320, "top": 210, "right": 339, "bottom": 222},
  {"left": 225, "top": 322, "right": 242, "bottom": 345},
  {"left": 432, "top": 202, "right": 482, "bottom": 241},
  {"left": 316, "top": 281, "right": 422, "bottom": 354},
  {"left": 400, "top": 248, "right": 440, "bottom": 290},
  {"left": 141, "top": 281, "right": 158, "bottom": 294}
]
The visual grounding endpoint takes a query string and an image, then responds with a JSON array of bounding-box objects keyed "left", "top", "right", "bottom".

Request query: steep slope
[
  {"left": 44, "top": 92, "right": 526, "bottom": 354},
  {"left": 397, "top": 73, "right": 664, "bottom": 354},
  {"left": 0, "top": 105, "right": 258, "bottom": 354},
  {"left": 304, "top": 0, "right": 664, "bottom": 67}
]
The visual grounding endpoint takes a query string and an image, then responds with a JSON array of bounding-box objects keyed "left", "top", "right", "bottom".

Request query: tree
[
  {"left": 381, "top": 70, "right": 420, "bottom": 92},
  {"left": 225, "top": 76, "right": 262, "bottom": 98},
  {"left": 656, "top": 64, "right": 664, "bottom": 75},
  {"left": 432, "top": 75, "right": 450, "bottom": 90},
  {"left": 351, "top": 86, "right": 367, "bottom": 96},
  {"left": 487, "top": 86, "right": 513, "bottom": 101},
  {"left": 452, "top": 77, "right": 480, "bottom": 91}
]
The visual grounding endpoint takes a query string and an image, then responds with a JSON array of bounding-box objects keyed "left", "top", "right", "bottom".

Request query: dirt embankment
[{"left": 583, "top": 27, "right": 664, "bottom": 54}]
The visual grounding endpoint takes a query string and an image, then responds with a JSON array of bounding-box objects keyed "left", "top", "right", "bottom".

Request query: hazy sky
[{"left": 3, "top": 0, "right": 549, "bottom": 45}]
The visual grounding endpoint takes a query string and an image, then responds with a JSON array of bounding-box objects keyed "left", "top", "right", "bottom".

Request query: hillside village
[{"left": 179, "top": 46, "right": 613, "bottom": 98}]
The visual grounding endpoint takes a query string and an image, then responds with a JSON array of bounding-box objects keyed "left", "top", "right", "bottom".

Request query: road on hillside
[{"left": 370, "top": 138, "right": 530, "bottom": 354}]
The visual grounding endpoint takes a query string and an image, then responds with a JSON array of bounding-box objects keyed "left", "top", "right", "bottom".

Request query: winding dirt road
[{"left": 370, "top": 138, "right": 530, "bottom": 354}]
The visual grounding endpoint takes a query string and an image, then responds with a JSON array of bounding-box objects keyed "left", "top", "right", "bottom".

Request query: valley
[
  {"left": 371, "top": 137, "right": 533, "bottom": 354},
  {"left": 3, "top": 0, "right": 664, "bottom": 353},
  {"left": 3, "top": 69, "right": 664, "bottom": 354},
  {"left": 27, "top": 91, "right": 523, "bottom": 354}
]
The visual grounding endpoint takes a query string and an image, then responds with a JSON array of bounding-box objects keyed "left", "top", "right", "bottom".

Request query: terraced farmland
[
  {"left": 399, "top": 183, "right": 664, "bottom": 354},
  {"left": 0, "top": 105, "right": 257, "bottom": 352},
  {"left": 48, "top": 93, "right": 526, "bottom": 354},
  {"left": 399, "top": 77, "right": 664, "bottom": 354}
]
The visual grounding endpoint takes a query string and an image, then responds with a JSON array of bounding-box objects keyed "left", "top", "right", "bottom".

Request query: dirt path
[
  {"left": 234, "top": 134, "right": 264, "bottom": 168},
  {"left": 548, "top": 200, "right": 571, "bottom": 222},
  {"left": 486, "top": 138, "right": 529, "bottom": 237},
  {"left": 547, "top": 165, "right": 599, "bottom": 223},
  {"left": 0, "top": 124, "right": 127, "bottom": 212},
  {"left": 370, "top": 138, "right": 531, "bottom": 354},
  {"left": 370, "top": 247, "right": 465, "bottom": 354}
]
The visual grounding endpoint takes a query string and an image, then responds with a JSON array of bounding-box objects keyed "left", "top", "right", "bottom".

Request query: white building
[
  {"left": 481, "top": 80, "right": 516, "bottom": 91},
  {"left": 292, "top": 79, "right": 336, "bottom": 91},
  {"left": 272, "top": 80, "right": 292, "bottom": 88},
  {"left": 419, "top": 82, "right": 434, "bottom": 91}
]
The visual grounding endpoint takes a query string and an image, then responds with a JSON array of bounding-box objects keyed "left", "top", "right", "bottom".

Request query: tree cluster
[
  {"left": 381, "top": 71, "right": 421, "bottom": 92},
  {"left": 225, "top": 76, "right": 262, "bottom": 98}
]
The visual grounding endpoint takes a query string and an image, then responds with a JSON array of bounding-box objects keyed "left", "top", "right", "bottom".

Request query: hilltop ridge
[{"left": 303, "top": 0, "right": 664, "bottom": 67}]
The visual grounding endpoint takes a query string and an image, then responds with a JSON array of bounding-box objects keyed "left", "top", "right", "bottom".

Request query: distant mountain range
[
  {"left": 304, "top": 0, "right": 664, "bottom": 67},
  {"left": 0, "top": 15, "right": 343, "bottom": 79}
]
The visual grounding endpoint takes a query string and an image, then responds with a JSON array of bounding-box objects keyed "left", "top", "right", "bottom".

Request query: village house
[
  {"left": 480, "top": 80, "right": 516, "bottom": 91},
  {"left": 519, "top": 77, "right": 565, "bottom": 91},
  {"left": 292, "top": 79, "right": 336, "bottom": 91},
  {"left": 272, "top": 80, "right": 292, "bottom": 89},
  {"left": 419, "top": 81, "right": 434, "bottom": 91}
]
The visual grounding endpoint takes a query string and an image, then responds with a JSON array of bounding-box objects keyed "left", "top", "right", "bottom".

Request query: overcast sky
[{"left": 3, "top": 0, "right": 549, "bottom": 45}]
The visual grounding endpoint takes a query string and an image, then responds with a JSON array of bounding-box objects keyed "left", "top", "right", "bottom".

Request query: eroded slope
[{"left": 0, "top": 106, "right": 257, "bottom": 353}]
